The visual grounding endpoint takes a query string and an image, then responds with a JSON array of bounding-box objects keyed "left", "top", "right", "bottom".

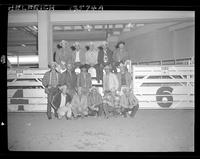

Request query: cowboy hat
[{"left": 116, "top": 41, "right": 125, "bottom": 49}]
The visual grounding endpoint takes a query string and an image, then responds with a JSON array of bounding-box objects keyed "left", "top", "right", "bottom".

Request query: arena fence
[
  {"left": 7, "top": 68, "right": 103, "bottom": 112},
  {"left": 132, "top": 65, "right": 194, "bottom": 109},
  {"left": 7, "top": 64, "right": 194, "bottom": 112}
]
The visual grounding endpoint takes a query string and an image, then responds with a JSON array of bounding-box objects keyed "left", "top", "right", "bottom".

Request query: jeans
[
  {"left": 47, "top": 87, "right": 59, "bottom": 119},
  {"left": 121, "top": 104, "right": 139, "bottom": 117}
]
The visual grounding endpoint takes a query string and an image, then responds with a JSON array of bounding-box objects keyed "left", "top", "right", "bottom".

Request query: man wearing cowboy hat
[
  {"left": 77, "top": 64, "right": 92, "bottom": 95},
  {"left": 117, "top": 63, "right": 132, "bottom": 94},
  {"left": 85, "top": 42, "right": 98, "bottom": 67},
  {"left": 71, "top": 41, "right": 86, "bottom": 67},
  {"left": 51, "top": 85, "right": 72, "bottom": 119},
  {"left": 113, "top": 41, "right": 129, "bottom": 66},
  {"left": 120, "top": 87, "right": 139, "bottom": 118},
  {"left": 42, "top": 62, "right": 61, "bottom": 119},
  {"left": 87, "top": 86, "right": 103, "bottom": 117},
  {"left": 55, "top": 40, "right": 73, "bottom": 65},
  {"left": 96, "top": 41, "right": 114, "bottom": 82},
  {"left": 103, "top": 64, "right": 119, "bottom": 93}
]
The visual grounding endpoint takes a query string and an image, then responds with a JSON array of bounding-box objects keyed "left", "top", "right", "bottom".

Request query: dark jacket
[
  {"left": 51, "top": 91, "right": 72, "bottom": 110},
  {"left": 42, "top": 70, "right": 61, "bottom": 88},
  {"left": 97, "top": 47, "right": 113, "bottom": 65},
  {"left": 77, "top": 72, "right": 92, "bottom": 89}
]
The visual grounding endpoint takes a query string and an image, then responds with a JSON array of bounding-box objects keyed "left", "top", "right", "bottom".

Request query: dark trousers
[
  {"left": 101, "top": 104, "right": 118, "bottom": 117},
  {"left": 47, "top": 87, "right": 59, "bottom": 119},
  {"left": 121, "top": 104, "right": 139, "bottom": 117},
  {"left": 88, "top": 104, "right": 103, "bottom": 116}
]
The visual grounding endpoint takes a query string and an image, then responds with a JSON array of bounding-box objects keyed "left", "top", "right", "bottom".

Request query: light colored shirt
[
  {"left": 75, "top": 51, "right": 80, "bottom": 62},
  {"left": 60, "top": 93, "right": 67, "bottom": 107},
  {"left": 85, "top": 49, "right": 98, "bottom": 65},
  {"left": 103, "top": 50, "right": 108, "bottom": 63},
  {"left": 104, "top": 74, "right": 110, "bottom": 91}
]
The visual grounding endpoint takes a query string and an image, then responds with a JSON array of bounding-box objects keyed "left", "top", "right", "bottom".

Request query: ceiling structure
[
  {"left": 7, "top": 22, "right": 146, "bottom": 55},
  {"left": 7, "top": 19, "right": 194, "bottom": 56}
]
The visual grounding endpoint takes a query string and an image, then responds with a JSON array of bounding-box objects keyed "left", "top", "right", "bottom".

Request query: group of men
[
  {"left": 42, "top": 40, "right": 139, "bottom": 120},
  {"left": 53, "top": 40, "right": 129, "bottom": 82}
]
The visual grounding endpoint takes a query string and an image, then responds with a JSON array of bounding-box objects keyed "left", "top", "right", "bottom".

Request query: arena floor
[{"left": 7, "top": 109, "right": 194, "bottom": 152}]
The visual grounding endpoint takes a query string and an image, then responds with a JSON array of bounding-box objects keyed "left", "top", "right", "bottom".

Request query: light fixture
[
  {"left": 74, "top": 26, "right": 82, "bottom": 30},
  {"left": 64, "top": 26, "right": 72, "bottom": 30},
  {"left": 94, "top": 25, "right": 103, "bottom": 29},
  {"left": 126, "top": 23, "right": 134, "bottom": 28},
  {"left": 54, "top": 26, "right": 62, "bottom": 30},
  {"left": 113, "top": 31, "right": 120, "bottom": 35},
  {"left": 115, "top": 24, "right": 123, "bottom": 28},
  {"left": 21, "top": 44, "right": 26, "bottom": 47},
  {"left": 108, "top": 25, "right": 113, "bottom": 29},
  {"left": 85, "top": 25, "right": 92, "bottom": 31},
  {"left": 12, "top": 27, "right": 17, "bottom": 30},
  {"left": 136, "top": 24, "right": 144, "bottom": 27}
]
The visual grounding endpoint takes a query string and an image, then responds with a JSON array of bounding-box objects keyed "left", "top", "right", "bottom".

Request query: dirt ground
[{"left": 7, "top": 109, "right": 194, "bottom": 152}]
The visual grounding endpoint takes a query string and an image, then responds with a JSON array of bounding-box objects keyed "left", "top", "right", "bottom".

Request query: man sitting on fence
[
  {"left": 120, "top": 87, "right": 139, "bottom": 118},
  {"left": 51, "top": 85, "right": 72, "bottom": 120}
]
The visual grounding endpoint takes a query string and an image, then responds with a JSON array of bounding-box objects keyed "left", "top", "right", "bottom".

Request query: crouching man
[
  {"left": 71, "top": 87, "right": 88, "bottom": 118},
  {"left": 87, "top": 86, "right": 103, "bottom": 117},
  {"left": 120, "top": 88, "right": 139, "bottom": 118},
  {"left": 51, "top": 85, "right": 72, "bottom": 119}
]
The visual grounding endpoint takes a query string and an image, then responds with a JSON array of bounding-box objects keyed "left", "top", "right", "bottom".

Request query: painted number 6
[{"left": 156, "top": 87, "right": 173, "bottom": 108}]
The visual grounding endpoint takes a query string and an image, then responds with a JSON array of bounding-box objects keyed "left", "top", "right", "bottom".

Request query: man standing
[
  {"left": 42, "top": 62, "right": 60, "bottom": 119},
  {"left": 85, "top": 42, "right": 98, "bottom": 67},
  {"left": 77, "top": 64, "right": 92, "bottom": 95},
  {"left": 103, "top": 64, "right": 119, "bottom": 93},
  {"left": 55, "top": 40, "right": 73, "bottom": 65},
  {"left": 65, "top": 63, "right": 77, "bottom": 97},
  {"left": 113, "top": 41, "right": 129, "bottom": 66},
  {"left": 102, "top": 64, "right": 120, "bottom": 118},
  {"left": 117, "top": 64, "right": 132, "bottom": 94},
  {"left": 97, "top": 41, "right": 114, "bottom": 82},
  {"left": 72, "top": 42, "right": 86, "bottom": 68}
]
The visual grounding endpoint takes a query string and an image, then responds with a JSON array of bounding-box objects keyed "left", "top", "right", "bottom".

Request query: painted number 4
[{"left": 156, "top": 87, "right": 173, "bottom": 108}]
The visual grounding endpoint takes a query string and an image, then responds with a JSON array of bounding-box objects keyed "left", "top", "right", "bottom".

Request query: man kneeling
[
  {"left": 120, "top": 88, "right": 139, "bottom": 118},
  {"left": 71, "top": 87, "right": 88, "bottom": 118},
  {"left": 87, "top": 86, "right": 103, "bottom": 117},
  {"left": 52, "top": 85, "right": 72, "bottom": 119}
]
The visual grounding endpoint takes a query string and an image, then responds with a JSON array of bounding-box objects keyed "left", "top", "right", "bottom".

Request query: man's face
[
  {"left": 51, "top": 64, "right": 56, "bottom": 70},
  {"left": 104, "top": 67, "right": 110, "bottom": 74},
  {"left": 60, "top": 63, "right": 66, "bottom": 70},
  {"left": 119, "top": 43, "right": 124, "bottom": 49},
  {"left": 62, "top": 87, "right": 67, "bottom": 94},
  {"left": 67, "top": 64, "right": 72, "bottom": 70},
  {"left": 92, "top": 89, "right": 97, "bottom": 94},
  {"left": 103, "top": 44, "right": 107, "bottom": 50},
  {"left": 81, "top": 68, "right": 87, "bottom": 73},
  {"left": 120, "top": 66, "right": 125, "bottom": 73}
]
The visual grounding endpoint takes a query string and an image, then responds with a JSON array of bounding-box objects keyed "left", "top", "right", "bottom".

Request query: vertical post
[{"left": 38, "top": 11, "right": 52, "bottom": 68}]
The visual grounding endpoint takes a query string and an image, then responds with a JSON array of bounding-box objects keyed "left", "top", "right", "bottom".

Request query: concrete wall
[{"left": 121, "top": 25, "right": 194, "bottom": 62}]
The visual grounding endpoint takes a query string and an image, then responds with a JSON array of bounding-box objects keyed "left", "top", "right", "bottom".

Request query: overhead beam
[
  {"left": 50, "top": 11, "right": 194, "bottom": 25},
  {"left": 119, "top": 21, "right": 180, "bottom": 40},
  {"left": 8, "top": 10, "right": 194, "bottom": 26}
]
